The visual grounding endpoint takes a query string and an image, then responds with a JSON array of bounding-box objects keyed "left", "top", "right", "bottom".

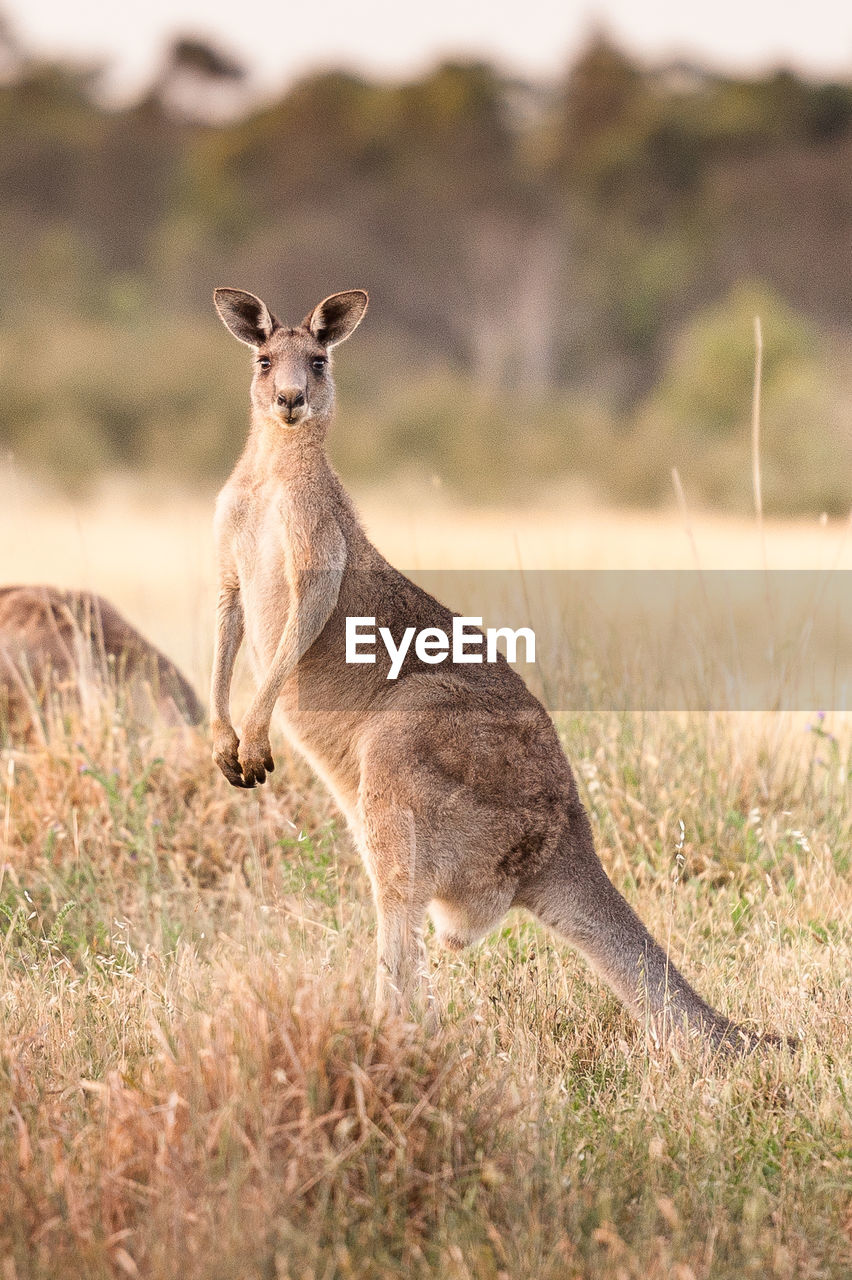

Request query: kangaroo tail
[{"left": 516, "top": 805, "right": 771, "bottom": 1053}]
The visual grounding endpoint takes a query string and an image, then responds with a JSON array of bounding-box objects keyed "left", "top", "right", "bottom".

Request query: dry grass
[{"left": 1, "top": 476, "right": 851, "bottom": 1278}]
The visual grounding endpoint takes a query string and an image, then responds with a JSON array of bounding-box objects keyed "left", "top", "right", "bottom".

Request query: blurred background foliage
[{"left": 0, "top": 21, "right": 849, "bottom": 510}]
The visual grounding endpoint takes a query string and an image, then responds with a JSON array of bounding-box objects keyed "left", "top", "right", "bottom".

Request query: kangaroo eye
[
  {"left": 311, "top": 358, "right": 327, "bottom": 374},
  {"left": 257, "top": 357, "right": 271, "bottom": 371}
]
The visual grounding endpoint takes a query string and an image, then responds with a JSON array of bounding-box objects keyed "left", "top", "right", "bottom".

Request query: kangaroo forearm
[
  {"left": 247, "top": 627, "right": 300, "bottom": 723},
  {"left": 210, "top": 588, "right": 244, "bottom": 725}
]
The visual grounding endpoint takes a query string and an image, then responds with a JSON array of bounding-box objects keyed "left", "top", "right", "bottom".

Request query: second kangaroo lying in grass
[
  {"left": 211, "top": 285, "right": 783, "bottom": 1053},
  {"left": 0, "top": 585, "right": 203, "bottom": 740}
]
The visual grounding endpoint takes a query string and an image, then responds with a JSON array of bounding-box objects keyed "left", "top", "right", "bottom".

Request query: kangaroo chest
[{"left": 231, "top": 497, "right": 297, "bottom": 674}]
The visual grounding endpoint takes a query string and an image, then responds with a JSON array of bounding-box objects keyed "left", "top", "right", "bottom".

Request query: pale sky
[{"left": 4, "top": 0, "right": 851, "bottom": 99}]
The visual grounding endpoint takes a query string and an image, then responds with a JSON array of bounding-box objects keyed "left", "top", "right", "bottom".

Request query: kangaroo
[
  {"left": 210, "top": 286, "right": 782, "bottom": 1053},
  {"left": 0, "top": 585, "right": 203, "bottom": 739}
]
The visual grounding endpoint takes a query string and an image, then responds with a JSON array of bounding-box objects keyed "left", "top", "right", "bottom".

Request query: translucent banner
[{"left": 293, "top": 570, "right": 852, "bottom": 712}]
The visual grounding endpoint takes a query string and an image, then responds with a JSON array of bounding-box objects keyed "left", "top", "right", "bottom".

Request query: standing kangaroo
[{"left": 210, "top": 286, "right": 778, "bottom": 1053}]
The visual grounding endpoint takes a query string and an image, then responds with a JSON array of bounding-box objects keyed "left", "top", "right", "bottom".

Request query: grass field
[{"left": 1, "top": 471, "right": 851, "bottom": 1278}]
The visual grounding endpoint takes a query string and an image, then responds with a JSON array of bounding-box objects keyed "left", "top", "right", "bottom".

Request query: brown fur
[
  {"left": 211, "top": 286, "right": 785, "bottom": 1053},
  {"left": 0, "top": 586, "right": 203, "bottom": 739}
]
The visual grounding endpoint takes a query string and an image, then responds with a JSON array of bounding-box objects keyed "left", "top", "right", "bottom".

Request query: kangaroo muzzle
[{"left": 275, "top": 388, "right": 307, "bottom": 424}]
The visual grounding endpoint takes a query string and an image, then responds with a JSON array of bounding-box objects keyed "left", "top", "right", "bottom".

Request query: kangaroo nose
[{"left": 276, "top": 389, "right": 305, "bottom": 409}]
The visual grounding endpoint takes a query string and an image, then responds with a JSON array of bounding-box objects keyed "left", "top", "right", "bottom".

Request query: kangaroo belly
[{"left": 272, "top": 704, "right": 364, "bottom": 821}]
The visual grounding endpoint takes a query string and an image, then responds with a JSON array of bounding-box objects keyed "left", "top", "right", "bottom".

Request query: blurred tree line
[{"left": 0, "top": 23, "right": 849, "bottom": 511}]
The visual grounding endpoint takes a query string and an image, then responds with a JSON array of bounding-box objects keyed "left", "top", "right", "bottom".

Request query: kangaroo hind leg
[{"left": 356, "top": 800, "right": 433, "bottom": 1021}]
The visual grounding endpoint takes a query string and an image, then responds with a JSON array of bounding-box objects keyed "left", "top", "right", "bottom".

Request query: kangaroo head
[{"left": 214, "top": 288, "right": 368, "bottom": 428}]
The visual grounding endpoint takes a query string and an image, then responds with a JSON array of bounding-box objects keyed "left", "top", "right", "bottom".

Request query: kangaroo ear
[
  {"left": 305, "top": 290, "right": 368, "bottom": 348},
  {"left": 214, "top": 288, "right": 276, "bottom": 346}
]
